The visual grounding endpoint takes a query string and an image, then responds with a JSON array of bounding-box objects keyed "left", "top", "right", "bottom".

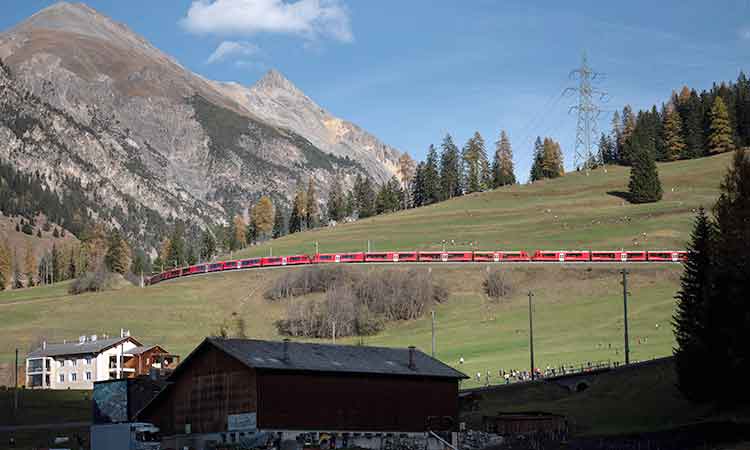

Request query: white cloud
[
  {"left": 182, "top": 0, "right": 353, "bottom": 43},
  {"left": 207, "top": 41, "right": 260, "bottom": 63}
]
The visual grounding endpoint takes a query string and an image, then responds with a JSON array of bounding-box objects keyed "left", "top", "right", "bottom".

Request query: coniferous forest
[{"left": 600, "top": 72, "right": 750, "bottom": 166}]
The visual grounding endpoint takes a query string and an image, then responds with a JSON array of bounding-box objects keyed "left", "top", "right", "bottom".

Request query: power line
[{"left": 566, "top": 52, "right": 608, "bottom": 173}]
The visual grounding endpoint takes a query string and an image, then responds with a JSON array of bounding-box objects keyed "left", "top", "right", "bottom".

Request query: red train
[{"left": 148, "top": 249, "right": 688, "bottom": 285}]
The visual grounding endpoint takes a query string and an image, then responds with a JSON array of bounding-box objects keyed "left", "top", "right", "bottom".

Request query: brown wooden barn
[{"left": 139, "top": 338, "right": 467, "bottom": 449}]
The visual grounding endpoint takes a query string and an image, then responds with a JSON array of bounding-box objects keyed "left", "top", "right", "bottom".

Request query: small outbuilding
[{"left": 139, "top": 338, "right": 467, "bottom": 449}]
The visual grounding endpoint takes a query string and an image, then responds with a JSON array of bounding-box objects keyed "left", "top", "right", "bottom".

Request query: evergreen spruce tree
[
  {"left": 411, "top": 162, "right": 426, "bottom": 207},
  {"left": 598, "top": 133, "right": 616, "bottom": 165},
  {"left": 439, "top": 134, "right": 463, "bottom": 199},
  {"left": 462, "top": 132, "right": 488, "bottom": 193},
  {"left": 492, "top": 130, "right": 516, "bottom": 187},
  {"left": 707, "top": 96, "right": 735, "bottom": 154},
  {"left": 326, "top": 176, "right": 346, "bottom": 222},
  {"left": 663, "top": 105, "right": 687, "bottom": 161},
  {"left": 246, "top": 216, "right": 258, "bottom": 245},
  {"left": 710, "top": 148, "right": 750, "bottom": 404},
  {"left": 627, "top": 142, "right": 663, "bottom": 203},
  {"left": 105, "top": 231, "right": 131, "bottom": 274},
  {"left": 200, "top": 230, "right": 217, "bottom": 262},
  {"left": 619, "top": 105, "right": 637, "bottom": 164},
  {"left": 529, "top": 137, "right": 545, "bottom": 182},
  {"left": 288, "top": 184, "right": 306, "bottom": 234},
  {"left": 166, "top": 223, "right": 185, "bottom": 268},
  {"left": 673, "top": 208, "right": 715, "bottom": 402},
  {"left": 735, "top": 71, "right": 750, "bottom": 147},
  {"left": 422, "top": 145, "right": 441, "bottom": 204},
  {"left": 272, "top": 206, "right": 285, "bottom": 238},
  {"left": 354, "top": 175, "right": 376, "bottom": 218},
  {"left": 305, "top": 178, "right": 318, "bottom": 229}
]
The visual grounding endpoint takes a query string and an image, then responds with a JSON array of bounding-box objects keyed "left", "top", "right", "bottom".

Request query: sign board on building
[{"left": 228, "top": 412, "right": 257, "bottom": 431}]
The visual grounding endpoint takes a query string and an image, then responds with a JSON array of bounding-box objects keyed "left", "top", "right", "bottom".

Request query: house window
[
  {"left": 59, "top": 374, "right": 65, "bottom": 383},
  {"left": 86, "top": 372, "right": 92, "bottom": 381},
  {"left": 70, "top": 373, "right": 77, "bottom": 382},
  {"left": 72, "top": 359, "right": 77, "bottom": 366},
  {"left": 86, "top": 357, "right": 92, "bottom": 365}
]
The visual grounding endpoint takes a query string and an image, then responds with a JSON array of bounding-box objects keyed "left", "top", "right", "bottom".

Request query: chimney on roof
[
  {"left": 408, "top": 346, "right": 416, "bottom": 370},
  {"left": 282, "top": 339, "right": 290, "bottom": 362},
  {"left": 42, "top": 341, "right": 47, "bottom": 350},
  {"left": 120, "top": 328, "right": 124, "bottom": 338}
]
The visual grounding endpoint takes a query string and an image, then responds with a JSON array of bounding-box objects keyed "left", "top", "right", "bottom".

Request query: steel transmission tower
[{"left": 567, "top": 53, "right": 607, "bottom": 172}]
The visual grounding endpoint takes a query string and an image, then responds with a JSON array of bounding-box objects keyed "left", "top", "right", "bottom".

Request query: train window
[{"left": 320, "top": 255, "right": 333, "bottom": 260}]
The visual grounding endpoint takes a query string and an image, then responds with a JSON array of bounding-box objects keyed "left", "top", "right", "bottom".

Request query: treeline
[
  {"left": 0, "top": 160, "right": 91, "bottom": 237},
  {"left": 0, "top": 223, "right": 144, "bottom": 291},
  {"left": 674, "top": 149, "right": 750, "bottom": 405},
  {"left": 329, "top": 130, "right": 523, "bottom": 222},
  {"left": 600, "top": 72, "right": 750, "bottom": 166}
]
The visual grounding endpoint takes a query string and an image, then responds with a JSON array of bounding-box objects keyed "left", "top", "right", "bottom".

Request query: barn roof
[
  {"left": 27, "top": 336, "right": 141, "bottom": 358},
  {"left": 198, "top": 338, "right": 468, "bottom": 379}
]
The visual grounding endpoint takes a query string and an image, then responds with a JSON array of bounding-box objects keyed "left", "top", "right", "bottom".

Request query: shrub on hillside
[
  {"left": 264, "top": 266, "right": 354, "bottom": 301},
  {"left": 484, "top": 269, "right": 513, "bottom": 301},
  {"left": 274, "top": 268, "right": 447, "bottom": 338},
  {"left": 68, "top": 271, "right": 122, "bottom": 295}
]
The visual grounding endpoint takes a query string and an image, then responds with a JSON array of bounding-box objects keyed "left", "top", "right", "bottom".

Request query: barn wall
[
  {"left": 257, "top": 370, "right": 458, "bottom": 432},
  {"left": 142, "top": 345, "right": 257, "bottom": 435}
]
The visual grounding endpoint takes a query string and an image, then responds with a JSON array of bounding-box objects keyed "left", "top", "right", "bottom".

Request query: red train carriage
[
  {"left": 590, "top": 251, "right": 648, "bottom": 262},
  {"left": 473, "top": 251, "right": 532, "bottom": 262},
  {"left": 365, "top": 252, "right": 418, "bottom": 262},
  {"left": 286, "top": 254, "right": 311, "bottom": 265},
  {"left": 239, "top": 258, "right": 261, "bottom": 269},
  {"left": 647, "top": 251, "right": 687, "bottom": 262},
  {"left": 261, "top": 256, "right": 284, "bottom": 267},
  {"left": 500, "top": 251, "right": 532, "bottom": 262},
  {"left": 186, "top": 264, "right": 207, "bottom": 275},
  {"left": 312, "top": 252, "right": 365, "bottom": 264},
  {"left": 418, "top": 251, "right": 473, "bottom": 262},
  {"left": 532, "top": 251, "right": 591, "bottom": 262},
  {"left": 473, "top": 251, "right": 501, "bottom": 262},
  {"left": 222, "top": 260, "right": 240, "bottom": 270},
  {"left": 207, "top": 262, "right": 224, "bottom": 272}
]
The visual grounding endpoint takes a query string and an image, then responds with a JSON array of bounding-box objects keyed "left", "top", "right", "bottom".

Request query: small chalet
[
  {"left": 139, "top": 338, "right": 467, "bottom": 450},
  {"left": 26, "top": 330, "right": 178, "bottom": 389}
]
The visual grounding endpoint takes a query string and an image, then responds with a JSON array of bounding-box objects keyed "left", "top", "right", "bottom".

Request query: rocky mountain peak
[
  {"left": 7, "top": 1, "right": 158, "bottom": 58},
  {"left": 252, "top": 69, "right": 306, "bottom": 97}
]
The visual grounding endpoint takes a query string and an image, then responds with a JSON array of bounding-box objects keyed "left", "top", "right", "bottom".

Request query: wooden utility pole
[
  {"left": 14, "top": 348, "right": 19, "bottom": 411},
  {"left": 621, "top": 270, "right": 630, "bottom": 365},
  {"left": 528, "top": 291, "right": 535, "bottom": 380},
  {"left": 431, "top": 311, "right": 436, "bottom": 357}
]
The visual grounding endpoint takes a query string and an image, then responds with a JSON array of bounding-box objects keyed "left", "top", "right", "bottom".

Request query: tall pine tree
[
  {"left": 422, "top": 145, "right": 441, "bottom": 204},
  {"left": 673, "top": 207, "right": 715, "bottom": 402},
  {"left": 663, "top": 105, "right": 687, "bottom": 161},
  {"left": 707, "top": 96, "right": 735, "bottom": 154},
  {"left": 492, "top": 130, "right": 516, "bottom": 187},
  {"left": 627, "top": 141, "right": 663, "bottom": 203},
  {"left": 710, "top": 148, "right": 750, "bottom": 404},
  {"left": 439, "top": 134, "right": 463, "bottom": 199},
  {"left": 529, "top": 137, "right": 545, "bottom": 182}
]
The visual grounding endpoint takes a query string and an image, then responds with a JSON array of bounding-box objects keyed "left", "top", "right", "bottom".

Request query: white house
[{"left": 26, "top": 330, "right": 142, "bottom": 390}]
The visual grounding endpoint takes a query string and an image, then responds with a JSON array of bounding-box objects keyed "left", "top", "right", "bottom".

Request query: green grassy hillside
[
  {"left": 0, "top": 264, "right": 682, "bottom": 389},
  {"left": 232, "top": 154, "right": 731, "bottom": 258},
  {"left": 0, "top": 154, "right": 731, "bottom": 389}
]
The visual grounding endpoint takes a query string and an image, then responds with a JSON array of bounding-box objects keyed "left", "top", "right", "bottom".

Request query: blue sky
[{"left": 2, "top": 1, "right": 749, "bottom": 181}]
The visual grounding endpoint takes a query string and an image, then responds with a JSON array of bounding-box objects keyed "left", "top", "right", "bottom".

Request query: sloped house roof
[
  {"left": 27, "top": 336, "right": 142, "bottom": 358},
  {"left": 197, "top": 338, "right": 468, "bottom": 379}
]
